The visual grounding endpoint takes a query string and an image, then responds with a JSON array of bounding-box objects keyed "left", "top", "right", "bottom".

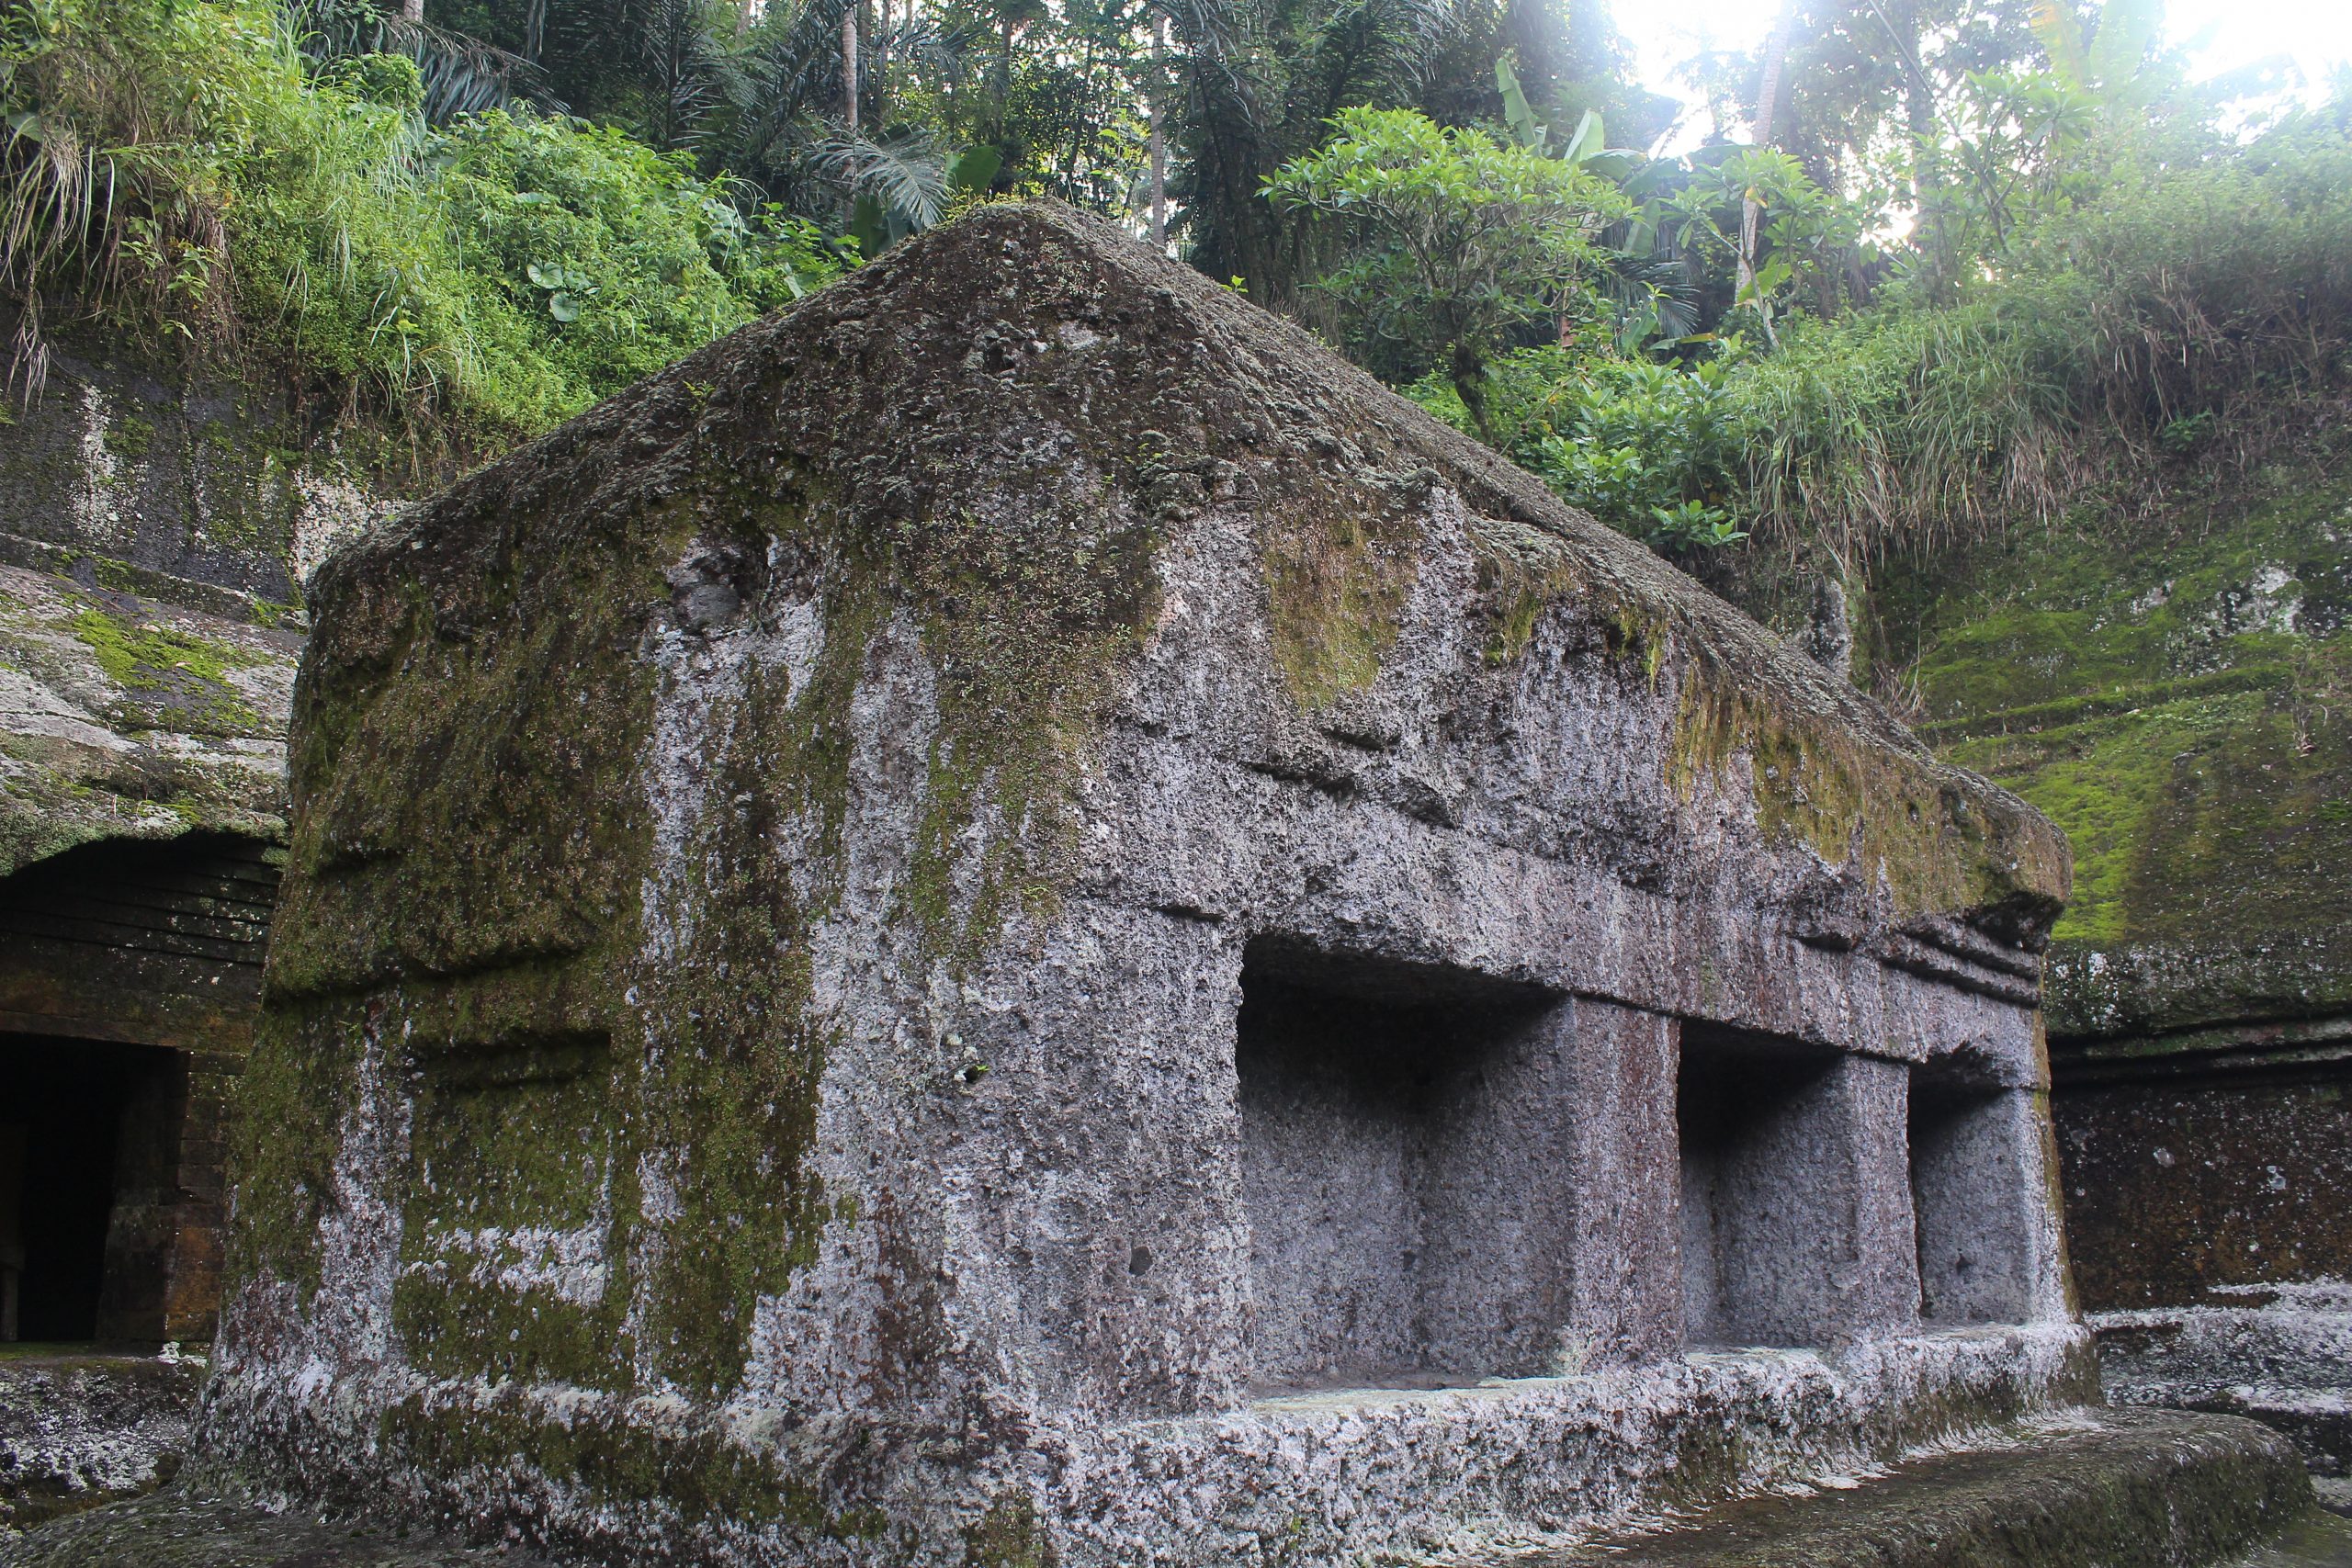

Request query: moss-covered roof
[{"left": 301, "top": 200, "right": 2066, "bottom": 959}]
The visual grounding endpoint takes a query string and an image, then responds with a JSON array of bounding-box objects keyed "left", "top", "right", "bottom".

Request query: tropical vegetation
[{"left": 1, "top": 0, "right": 2346, "bottom": 579}]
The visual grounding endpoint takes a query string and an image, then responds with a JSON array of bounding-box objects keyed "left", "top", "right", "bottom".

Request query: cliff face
[
  {"left": 0, "top": 325, "right": 377, "bottom": 873},
  {"left": 1891, "top": 476, "right": 2350, "bottom": 1044},
  {"left": 1882, "top": 459, "right": 2352, "bottom": 1474},
  {"left": 0, "top": 323, "right": 383, "bottom": 1536}
]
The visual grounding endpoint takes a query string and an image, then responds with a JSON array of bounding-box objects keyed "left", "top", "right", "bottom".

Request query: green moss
[
  {"left": 1261, "top": 485, "right": 1419, "bottom": 707},
  {"left": 1668, "top": 667, "right": 2065, "bottom": 921},
  {"left": 1891, "top": 468, "right": 2351, "bottom": 956},
  {"left": 883, "top": 494, "right": 1162, "bottom": 966},
  {"left": 964, "top": 1496, "right": 1055, "bottom": 1568},
  {"left": 1471, "top": 517, "right": 1588, "bottom": 666},
  {"left": 101, "top": 413, "right": 156, "bottom": 463},
  {"left": 378, "top": 1395, "right": 898, "bottom": 1545},
  {"left": 67, "top": 602, "right": 265, "bottom": 730},
  {"left": 225, "top": 996, "right": 363, "bottom": 1297},
  {"left": 394, "top": 1033, "right": 631, "bottom": 1386},
  {"left": 70, "top": 605, "right": 258, "bottom": 686},
  {"left": 85, "top": 557, "right": 142, "bottom": 594},
  {"left": 257, "top": 492, "right": 842, "bottom": 1399}
]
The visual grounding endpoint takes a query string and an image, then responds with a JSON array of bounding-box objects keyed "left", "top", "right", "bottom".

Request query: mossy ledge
[{"left": 1881, "top": 467, "right": 2349, "bottom": 1034}]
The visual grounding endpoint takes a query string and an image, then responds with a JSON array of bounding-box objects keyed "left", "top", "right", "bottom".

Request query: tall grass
[
  {"left": 1727, "top": 118, "right": 2352, "bottom": 560},
  {"left": 0, "top": 0, "right": 846, "bottom": 443}
]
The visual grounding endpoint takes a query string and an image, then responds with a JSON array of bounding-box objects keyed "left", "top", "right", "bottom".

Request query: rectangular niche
[
  {"left": 1910, "top": 1070, "right": 2042, "bottom": 1326},
  {"left": 1676, "top": 1022, "right": 1849, "bottom": 1348},
  {"left": 1235, "top": 940, "right": 1566, "bottom": 1393}
]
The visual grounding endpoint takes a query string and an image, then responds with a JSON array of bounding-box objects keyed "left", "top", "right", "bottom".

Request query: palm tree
[
  {"left": 286, "top": 0, "right": 560, "bottom": 122},
  {"left": 728, "top": 0, "right": 959, "bottom": 240},
  {"left": 1148, "top": 6, "right": 1169, "bottom": 246},
  {"left": 1737, "top": 0, "right": 1795, "bottom": 341}
]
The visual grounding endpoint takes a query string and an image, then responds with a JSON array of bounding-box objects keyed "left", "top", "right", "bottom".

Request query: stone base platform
[
  {"left": 1487, "top": 1409, "right": 2322, "bottom": 1568},
  {"left": 0, "top": 1489, "right": 551, "bottom": 1567},
  {"left": 0, "top": 1349, "right": 203, "bottom": 1536},
  {"left": 2095, "top": 1281, "right": 2352, "bottom": 1477},
  {"left": 2, "top": 1409, "right": 2325, "bottom": 1568}
]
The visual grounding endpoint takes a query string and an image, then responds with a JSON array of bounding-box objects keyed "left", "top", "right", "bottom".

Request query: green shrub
[
  {"left": 1408, "top": 344, "right": 1747, "bottom": 552},
  {"left": 0, "top": 0, "right": 851, "bottom": 443}
]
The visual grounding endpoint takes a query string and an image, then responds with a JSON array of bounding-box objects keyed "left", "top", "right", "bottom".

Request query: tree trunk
[
  {"left": 1450, "top": 340, "right": 1492, "bottom": 445},
  {"left": 996, "top": 17, "right": 1014, "bottom": 136},
  {"left": 401, "top": 0, "right": 423, "bottom": 21},
  {"left": 1148, "top": 10, "right": 1168, "bottom": 248},
  {"left": 1737, "top": 0, "right": 1795, "bottom": 339},
  {"left": 874, "top": 0, "right": 889, "bottom": 122},
  {"left": 842, "top": 2, "right": 859, "bottom": 132}
]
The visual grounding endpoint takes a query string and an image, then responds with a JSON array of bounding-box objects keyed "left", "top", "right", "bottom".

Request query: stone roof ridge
[
  {"left": 357, "top": 204, "right": 1896, "bottom": 746},
  {"left": 310, "top": 198, "right": 2064, "bottom": 930}
]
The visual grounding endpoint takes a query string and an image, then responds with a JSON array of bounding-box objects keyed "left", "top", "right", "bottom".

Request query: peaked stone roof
[{"left": 300, "top": 199, "right": 2068, "bottom": 958}]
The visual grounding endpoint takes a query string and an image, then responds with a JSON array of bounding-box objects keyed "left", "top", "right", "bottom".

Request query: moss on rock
[{"left": 1883, "top": 468, "right": 2351, "bottom": 1034}]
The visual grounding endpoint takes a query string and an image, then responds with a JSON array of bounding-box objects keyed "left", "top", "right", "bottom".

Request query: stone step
[
  {"left": 1474, "top": 1409, "right": 2315, "bottom": 1568},
  {"left": 2, "top": 1409, "right": 2322, "bottom": 1568},
  {"left": 0, "top": 1488, "right": 555, "bottom": 1566},
  {"left": 2231, "top": 1509, "right": 2352, "bottom": 1568}
]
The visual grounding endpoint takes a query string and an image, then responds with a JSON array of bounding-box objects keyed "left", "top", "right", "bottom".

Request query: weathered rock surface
[
  {"left": 1507, "top": 1408, "right": 2313, "bottom": 1568},
  {"left": 7, "top": 1410, "right": 2313, "bottom": 1568},
  {"left": 0, "top": 316, "right": 403, "bottom": 874},
  {"left": 0, "top": 563, "right": 300, "bottom": 874},
  {"left": 198, "top": 200, "right": 2083, "bottom": 1566},
  {"left": 0, "top": 1351, "right": 203, "bottom": 1535},
  {"left": 0, "top": 324, "right": 358, "bottom": 1551},
  {"left": 0, "top": 316, "right": 379, "bottom": 616}
]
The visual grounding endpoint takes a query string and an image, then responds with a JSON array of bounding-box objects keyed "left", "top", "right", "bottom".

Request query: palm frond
[
  {"left": 808, "top": 124, "right": 947, "bottom": 230},
  {"left": 287, "top": 0, "right": 563, "bottom": 122}
]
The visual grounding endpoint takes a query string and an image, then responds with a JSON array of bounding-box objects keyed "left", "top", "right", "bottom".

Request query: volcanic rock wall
[{"left": 0, "top": 321, "right": 345, "bottom": 1532}]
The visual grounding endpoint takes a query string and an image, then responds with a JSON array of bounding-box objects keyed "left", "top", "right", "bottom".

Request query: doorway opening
[{"left": 0, "top": 1035, "right": 181, "bottom": 1345}]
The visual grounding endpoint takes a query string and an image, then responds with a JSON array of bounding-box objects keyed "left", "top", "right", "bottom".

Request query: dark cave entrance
[{"left": 0, "top": 1034, "right": 182, "bottom": 1345}]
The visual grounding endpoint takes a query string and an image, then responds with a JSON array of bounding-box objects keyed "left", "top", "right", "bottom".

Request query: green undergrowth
[
  {"left": 1410, "top": 108, "right": 2352, "bottom": 570},
  {"left": 0, "top": 0, "right": 853, "bottom": 445}
]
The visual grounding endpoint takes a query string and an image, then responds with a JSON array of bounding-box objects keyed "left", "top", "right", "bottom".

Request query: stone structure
[
  {"left": 0, "top": 320, "right": 316, "bottom": 1530},
  {"left": 1890, "top": 470, "right": 2352, "bottom": 1481},
  {"left": 0, "top": 1351, "right": 204, "bottom": 1534},
  {"left": 197, "top": 203, "right": 2095, "bottom": 1566}
]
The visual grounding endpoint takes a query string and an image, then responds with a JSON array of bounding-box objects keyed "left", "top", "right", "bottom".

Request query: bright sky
[{"left": 1613, "top": 0, "right": 2352, "bottom": 152}]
